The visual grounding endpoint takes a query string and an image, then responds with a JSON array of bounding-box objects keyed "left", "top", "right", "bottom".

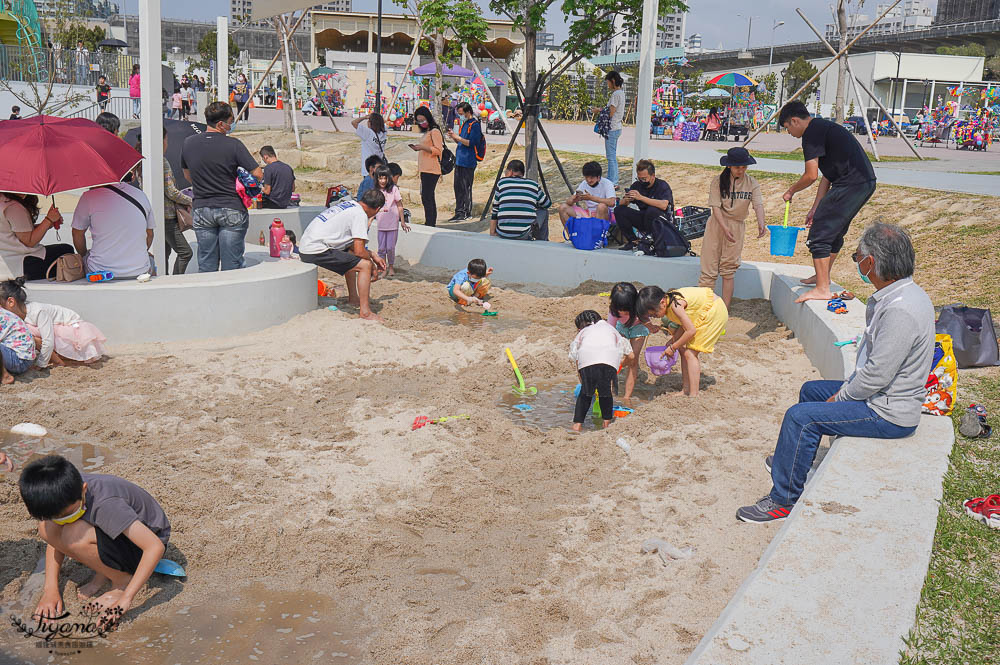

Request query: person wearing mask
[
  {"left": 95, "top": 75, "right": 111, "bottom": 111},
  {"left": 351, "top": 112, "right": 387, "bottom": 177},
  {"left": 441, "top": 94, "right": 457, "bottom": 131},
  {"left": 181, "top": 101, "right": 263, "bottom": 272},
  {"left": 603, "top": 71, "right": 625, "bottom": 188},
  {"left": 259, "top": 145, "right": 296, "bottom": 209},
  {"left": 160, "top": 128, "right": 193, "bottom": 275},
  {"left": 233, "top": 73, "right": 251, "bottom": 123},
  {"left": 408, "top": 106, "right": 443, "bottom": 227},
  {"left": 447, "top": 101, "right": 483, "bottom": 222},
  {"left": 129, "top": 64, "right": 141, "bottom": 119},
  {"left": 613, "top": 159, "right": 674, "bottom": 251}
]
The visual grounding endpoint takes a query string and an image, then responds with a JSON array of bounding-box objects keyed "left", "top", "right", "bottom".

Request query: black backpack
[
  {"left": 439, "top": 145, "right": 455, "bottom": 175},
  {"left": 637, "top": 213, "right": 694, "bottom": 258}
]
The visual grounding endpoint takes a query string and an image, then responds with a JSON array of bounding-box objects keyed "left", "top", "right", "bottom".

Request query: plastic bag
[
  {"left": 922, "top": 334, "right": 958, "bottom": 416},
  {"left": 935, "top": 304, "right": 1000, "bottom": 368}
]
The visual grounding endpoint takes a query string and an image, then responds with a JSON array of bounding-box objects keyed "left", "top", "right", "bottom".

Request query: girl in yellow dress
[{"left": 637, "top": 285, "right": 728, "bottom": 397}]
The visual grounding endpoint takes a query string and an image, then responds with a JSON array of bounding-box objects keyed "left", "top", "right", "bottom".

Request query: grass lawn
[
  {"left": 958, "top": 171, "right": 1000, "bottom": 176},
  {"left": 720, "top": 147, "right": 934, "bottom": 163}
]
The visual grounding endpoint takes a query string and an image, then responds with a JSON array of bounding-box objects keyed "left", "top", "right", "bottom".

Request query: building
[
  {"left": 596, "top": 12, "right": 687, "bottom": 57},
  {"left": 824, "top": 0, "right": 934, "bottom": 41},
  {"left": 686, "top": 33, "right": 702, "bottom": 53},
  {"left": 936, "top": 0, "right": 1000, "bottom": 24},
  {"left": 111, "top": 14, "right": 310, "bottom": 60},
  {"left": 231, "top": 0, "right": 352, "bottom": 27},
  {"left": 34, "top": 0, "right": 118, "bottom": 18},
  {"left": 537, "top": 31, "right": 558, "bottom": 50}
]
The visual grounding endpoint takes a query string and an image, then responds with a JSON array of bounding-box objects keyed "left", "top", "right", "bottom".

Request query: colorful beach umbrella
[{"left": 706, "top": 72, "right": 757, "bottom": 87}]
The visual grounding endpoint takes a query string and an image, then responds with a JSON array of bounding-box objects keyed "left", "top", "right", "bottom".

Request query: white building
[
  {"left": 231, "top": 0, "right": 352, "bottom": 26},
  {"left": 824, "top": 0, "right": 934, "bottom": 41},
  {"left": 596, "top": 12, "right": 687, "bottom": 57}
]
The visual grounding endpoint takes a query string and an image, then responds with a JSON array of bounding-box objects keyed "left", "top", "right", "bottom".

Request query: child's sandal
[
  {"left": 834, "top": 290, "right": 855, "bottom": 300},
  {"left": 964, "top": 495, "right": 1000, "bottom": 529}
]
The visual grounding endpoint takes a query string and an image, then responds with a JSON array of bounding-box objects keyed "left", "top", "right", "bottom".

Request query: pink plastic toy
[
  {"left": 645, "top": 346, "right": 679, "bottom": 376},
  {"left": 269, "top": 219, "right": 285, "bottom": 258}
]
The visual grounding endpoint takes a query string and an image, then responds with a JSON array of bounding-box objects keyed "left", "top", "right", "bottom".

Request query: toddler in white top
[
  {"left": 1, "top": 277, "right": 106, "bottom": 368},
  {"left": 569, "top": 310, "right": 633, "bottom": 431}
]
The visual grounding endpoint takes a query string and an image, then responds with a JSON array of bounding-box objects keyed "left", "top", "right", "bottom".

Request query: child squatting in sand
[
  {"left": 447, "top": 258, "right": 493, "bottom": 308},
  {"left": 569, "top": 310, "right": 634, "bottom": 431},
  {"left": 638, "top": 286, "right": 728, "bottom": 397},
  {"left": 20, "top": 455, "right": 171, "bottom": 623}
]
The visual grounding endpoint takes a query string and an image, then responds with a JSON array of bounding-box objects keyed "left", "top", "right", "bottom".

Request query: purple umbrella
[{"left": 411, "top": 63, "right": 476, "bottom": 77}]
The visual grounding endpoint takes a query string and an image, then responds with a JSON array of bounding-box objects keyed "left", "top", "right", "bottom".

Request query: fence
[
  {"left": 0, "top": 44, "right": 137, "bottom": 89},
  {"left": 64, "top": 95, "right": 137, "bottom": 122}
]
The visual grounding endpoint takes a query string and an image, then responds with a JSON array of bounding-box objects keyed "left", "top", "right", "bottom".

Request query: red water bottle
[{"left": 269, "top": 219, "right": 285, "bottom": 258}]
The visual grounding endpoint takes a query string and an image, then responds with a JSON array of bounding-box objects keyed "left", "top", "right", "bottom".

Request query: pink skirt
[{"left": 25, "top": 321, "right": 106, "bottom": 363}]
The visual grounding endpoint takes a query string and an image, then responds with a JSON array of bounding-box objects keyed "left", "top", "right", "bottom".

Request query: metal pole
[
  {"left": 376, "top": 0, "right": 382, "bottom": 111},
  {"left": 280, "top": 15, "right": 302, "bottom": 149},
  {"left": 139, "top": 0, "right": 165, "bottom": 274},
  {"left": 383, "top": 28, "right": 422, "bottom": 117},
  {"left": 216, "top": 16, "right": 228, "bottom": 102},
  {"left": 231, "top": 11, "right": 309, "bottom": 126},
  {"left": 462, "top": 44, "right": 512, "bottom": 134},
  {"left": 744, "top": 0, "right": 902, "bottom": 146},
  {"left": 634, "top": 0, "right": 659, "bottom": 179},
  {"left": 535, "top": 117, "right": 574, "bottom": 195},
  {"left": 746, "top": 16, "right": 753, "bottom": 51}
]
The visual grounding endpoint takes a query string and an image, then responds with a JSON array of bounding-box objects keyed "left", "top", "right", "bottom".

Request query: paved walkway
[{"left": 237, "top": 109, "right": 1000, "bottom": 197}]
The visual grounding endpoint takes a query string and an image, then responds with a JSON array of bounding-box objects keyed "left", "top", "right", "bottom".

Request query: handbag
[
  {"left": 935, "top": 304, "right": 1000, "bottom": 367},
  {"left": 439, "top": 145, "right": 455, "bottom": 175},
  {"left": 175, "top": 204, "right": 193, "bottom": 232},
  {"left": 563, "top": 217, "right": 609, "bottom": 251},
  {"left": 46, "top": 253, "right": 85, "bottom": 282}
]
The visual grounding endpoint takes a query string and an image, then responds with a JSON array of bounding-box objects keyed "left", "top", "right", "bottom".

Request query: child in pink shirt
[{"left": 375, "top": 163, "right": 409, "bottom": 277}]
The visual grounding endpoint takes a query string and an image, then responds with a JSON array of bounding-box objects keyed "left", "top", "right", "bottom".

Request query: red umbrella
[{"left": 0, "top": 115, "right": 143, "bottom": 196}]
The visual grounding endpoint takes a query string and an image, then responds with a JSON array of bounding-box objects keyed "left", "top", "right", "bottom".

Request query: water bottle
[
  {"left": 269, "top": 219, "right": 285, "bottom": 257},
  {"left": 279, "top": 236, "right": 292, "bottom": 259}
]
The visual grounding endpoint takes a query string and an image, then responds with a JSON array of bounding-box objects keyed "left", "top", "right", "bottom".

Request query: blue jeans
[
  {"left": 769, "top": 380, "right": 917, "bottom": 506},
  {"left": 605, "top": 129, "right": 622, "bottom": 186},
  {"left": 132, "top": 98, "right": 141, "bottom": 116},
  {"left": 193, "top": 207, "right": 249, "bottom": 272},
  {"left": 1, "top": 345, "right": 33, "bottom": 375}
]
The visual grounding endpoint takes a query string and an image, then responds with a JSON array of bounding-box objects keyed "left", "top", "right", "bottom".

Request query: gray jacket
[{"left": 835, "top": 278, "right": 935, "bottom": 427}]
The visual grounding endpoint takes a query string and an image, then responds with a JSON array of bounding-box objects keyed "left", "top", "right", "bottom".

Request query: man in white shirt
[
  {"left": 298, "top": 189, "right": 387, "bottom": 322},
  {"left": 558, "top": 160, "right": 617, "bottom": 229},
  {"left": 72, "top": 183, "right": 154, "bottom": 278}
]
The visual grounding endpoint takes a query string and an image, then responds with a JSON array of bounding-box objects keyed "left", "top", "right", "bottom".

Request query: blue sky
[{"left": 132, "top": 0, "right": 861, "bottom": 51}]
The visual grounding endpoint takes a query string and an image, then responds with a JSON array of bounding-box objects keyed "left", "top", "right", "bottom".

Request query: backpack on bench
[{"left": 637, "top": 213, "right": 695, "bottom": 258}]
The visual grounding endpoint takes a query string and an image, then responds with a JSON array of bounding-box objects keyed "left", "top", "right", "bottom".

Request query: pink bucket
[{"left": 644, "top": 346, "right": 679, "bottom": 376}]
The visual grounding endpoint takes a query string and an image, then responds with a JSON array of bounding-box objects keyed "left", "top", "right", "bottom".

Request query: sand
[{"left": 0, "top": 266, "right": 819, "bottom": 664}]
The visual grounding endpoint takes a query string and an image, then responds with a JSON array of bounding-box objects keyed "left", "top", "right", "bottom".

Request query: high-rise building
[
  {"left": 35, "top": 0, "right": 118, "bottom": 18},
  {"left": 824, "top": 0, "right": 934, "bottom": 40},
  {"left": 935, "top": 0, "right": 1000, "bottom": 24},
  {"left": 231, "top": 0, "right": 353, "bottom": 26},
  {"left": 596, "top": 12, "right": 687, "bottom": 57}
]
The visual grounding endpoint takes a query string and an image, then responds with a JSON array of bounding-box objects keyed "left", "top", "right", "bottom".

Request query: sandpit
[{"left": 0, "top": 264, "right": 818, "bottom": 664}]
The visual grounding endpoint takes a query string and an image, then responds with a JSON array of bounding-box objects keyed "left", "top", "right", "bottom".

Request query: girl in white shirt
[
  {"left": 1, "top": 278, "right": 106, "bottom": 368},
  {"left": 351, "top": 113, "right": 388, "bottom": 176},
  {"left": 569, "top": 310, "right": 634, "bottom": 432}
]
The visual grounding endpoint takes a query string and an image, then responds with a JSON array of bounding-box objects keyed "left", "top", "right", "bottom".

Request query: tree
[
  {"left": 785, "top": 56, "right": 818, "bottom": 101},
  {"left": 936, "top": 43, "right": 986, "bottom": 57},
  {"left": 397, "top": 0, "right": 489, "bottom": 126},
  {"left": 195, "top": 30, "right": 240, "bottom": 72},
  {"left": 488, "top": 0, "right": 688, "bottom": 177},
  {"left": 757, "top": 71, "right": 778, "bottom": 105}
]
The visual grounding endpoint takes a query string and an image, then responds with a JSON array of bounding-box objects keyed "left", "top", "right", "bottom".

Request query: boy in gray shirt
[{"left": 19, "top": 455, "right": 171, "bottom": 625}]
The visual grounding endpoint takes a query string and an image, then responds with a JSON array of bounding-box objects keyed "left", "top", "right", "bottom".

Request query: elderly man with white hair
[{"left": 738, "top": 222, "right": 934, "bottom": 523}]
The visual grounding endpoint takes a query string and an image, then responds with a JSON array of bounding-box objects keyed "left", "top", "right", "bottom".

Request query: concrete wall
[
  {"left": 248, "top": 206, "right": 325, "bottom": 244},
  {"left": 24, "top": 245, "right": 317, "bottom": 344}
]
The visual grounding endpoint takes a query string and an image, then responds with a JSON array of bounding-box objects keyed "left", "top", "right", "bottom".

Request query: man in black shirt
[
  {"left": 779, "top": 101, "right": 876, "bottom": 302},
  {"left": 181, "top": 101, "right": 263, "bottom": 272},
  {"left": 614, "top": 159, "right": 675, "bottom": 251},
  {"left": 259, "top": 145, "right": 296, "bottom": 209}
]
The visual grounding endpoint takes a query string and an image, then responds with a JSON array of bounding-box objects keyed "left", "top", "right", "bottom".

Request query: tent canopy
[
  {"left": 411, "top": 63, "right": 475, "bottom": 78},
  {"left": 250, "top": 0, "right": 317, "bottom": 21}
]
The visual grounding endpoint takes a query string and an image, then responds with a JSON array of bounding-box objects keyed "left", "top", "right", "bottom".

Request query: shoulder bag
[{"left": 46, "top": 253, "right": 85, "bottom": 282}]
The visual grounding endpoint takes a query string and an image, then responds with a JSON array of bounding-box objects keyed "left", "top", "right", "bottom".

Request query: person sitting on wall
[
  {"left": 259, "top": 145, "right": 296, "bottom": 209},
  {"left": 613, "top": 159, "right": 674, "bottom": 251},
  {"left": 490, "top": 159, "right": 551, "bottom": 241},
  {"left": 558, "top": 160, "right": 617, "bottom": 229},
  {"left": 736, "top": 222, "right": 933, "bottom": 523}
]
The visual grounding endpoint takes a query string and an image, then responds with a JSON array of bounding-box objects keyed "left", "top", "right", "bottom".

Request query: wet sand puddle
[
  {"left": 411, "top": 309, "right": 530, "bottom": 333},
  {"left": 3, "top": 587, "right": 365, "bottom": 665},
  {"left": 498, "top": 379, "right": 664, "bottom": 432},
  {"left": 1, "top": 427, "right": 113, "bottom": 474}
]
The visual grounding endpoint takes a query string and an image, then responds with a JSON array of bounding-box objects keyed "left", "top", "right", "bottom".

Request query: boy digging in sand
[
  {"left": 447, "top": 258, "right": 493, "bottom": 308},
  {"left": 20, "top": 455, "right": 171, "bottom": 624}
]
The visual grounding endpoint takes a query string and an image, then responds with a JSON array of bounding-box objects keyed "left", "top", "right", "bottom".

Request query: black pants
[
  {"left": 613, "top": 205, "right": 665, "bottom": 244},
  {"left": 236, "top": 99, "right": 249, "bottom": 121},
  {"left": 453, "top": 165, "right": 475, "bottom": 218},
  {"left": 574, "top": 363, "right": 617, "bottom": 423},
  {"left": 22, "top": 244, "right": 74, "bottom": 281},
  {"left": 164, "top": 217, "right": 193, "bottom": 275},
  {"left": 807, "top": 180, "right": 877, "bottom": 259},
  {"left": 420, "top": 172, "right": 440, "bottom": 227}
]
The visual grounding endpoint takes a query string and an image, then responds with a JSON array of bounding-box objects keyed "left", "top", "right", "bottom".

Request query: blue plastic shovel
[{"left": 154, "top": 559, "right": 186, "bottom": 577}]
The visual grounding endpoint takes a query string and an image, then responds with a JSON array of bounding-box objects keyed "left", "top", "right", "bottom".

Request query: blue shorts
[
  {"left": 1, "top": 345, "right": 33, "bottom": 375},
  {"left": 615, "top": 321, "right": 650, "bottom": 339}
]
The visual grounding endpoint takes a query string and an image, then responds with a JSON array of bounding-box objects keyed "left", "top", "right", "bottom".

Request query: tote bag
[
  {"left": 935, "top": 304, "right": 1000, "bottom": 368},
  {"left": 563, "top": 217, "right": 609, "bottom": 251}
]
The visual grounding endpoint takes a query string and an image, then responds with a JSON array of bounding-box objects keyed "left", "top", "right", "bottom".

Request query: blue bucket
[{"left": 768, "top": 225, "right": 805, "bottom": 257}]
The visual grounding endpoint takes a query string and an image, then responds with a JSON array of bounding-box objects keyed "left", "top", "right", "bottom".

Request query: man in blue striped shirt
[{"left": 490, "top": 159, "right": 552, "bottom": 241}]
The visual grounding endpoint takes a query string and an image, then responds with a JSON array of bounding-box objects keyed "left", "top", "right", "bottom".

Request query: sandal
[
  {"left": 827, "top": 298, "right": 848, "bottom": 314},
  {"left": 833, "top": 290, "right": 855, "bottom": 300},
  {"left": 963, "top": 495, "right": 1000, "bottom": 529}
]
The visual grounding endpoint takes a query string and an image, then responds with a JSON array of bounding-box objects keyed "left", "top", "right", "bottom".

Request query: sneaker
[
  {"left": 445, "top": 215, "right": 464, "bottom": 222},
  {"left": 618, "top": 241, "right": 637, "bottom": 251},
  {"left": 736, "top": 496, "right": 793, "bottom": 523},
  {"left": 764, "top": 455, "right": 773, "bottom": 474}
]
